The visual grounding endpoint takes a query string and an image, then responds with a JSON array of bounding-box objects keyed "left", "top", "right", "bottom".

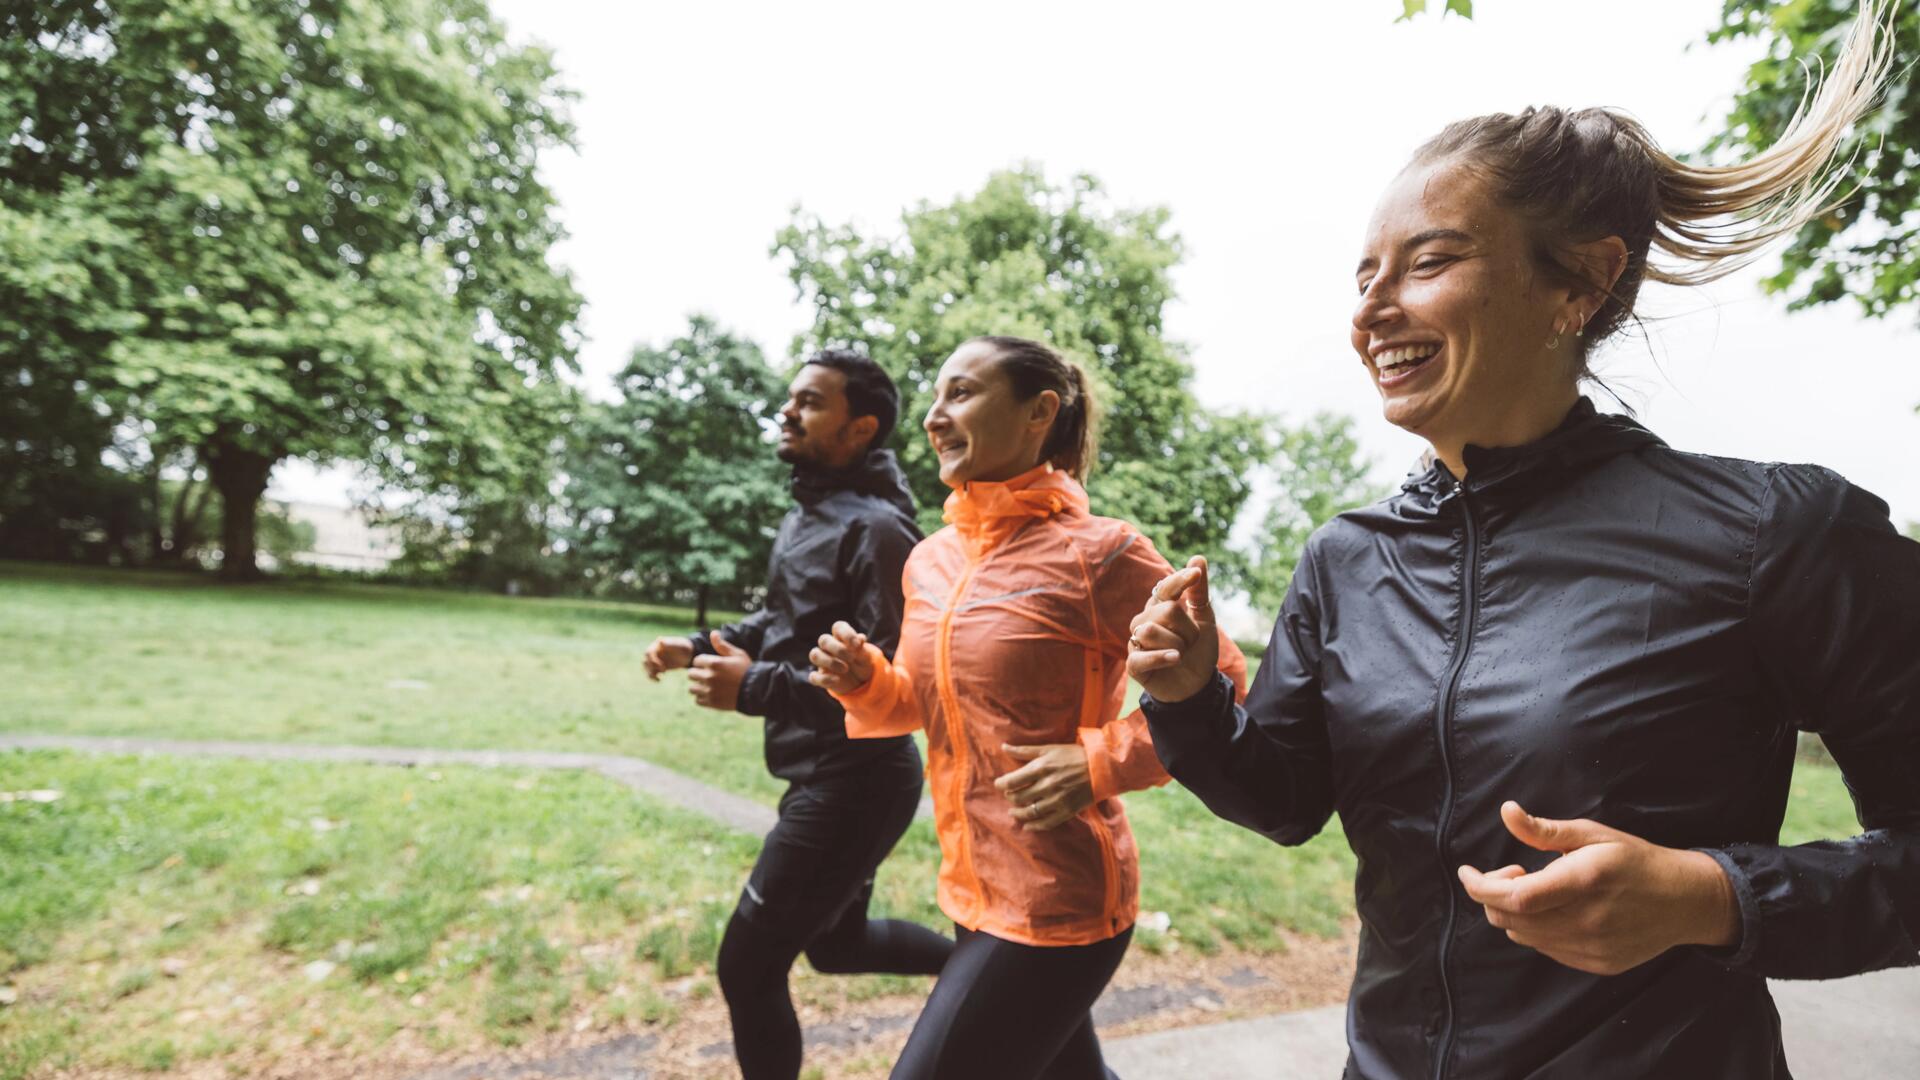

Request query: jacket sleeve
[
  {"left": 1697, "top": 465, "right": 1920, "bottom": 979},
  {"left": 833, "top": 638, "right": 926, "bottom": 738},
  {"left": 1141, "top": 539, "right": 1337, "bottom": 846},
  {"left": 1078, "top": 529, "right": 1253, "bottom": 802},
  {"left": 690, "top": 605, "right": 778, "bottom": 659},
  {"left": 733, "top": 514, "right": 917, "bottom": 727}
]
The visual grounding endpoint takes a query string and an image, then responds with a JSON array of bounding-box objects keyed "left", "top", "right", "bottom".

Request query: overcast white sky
[{"left": 276, "top": 0, "right": 1920, "bottom": 526}]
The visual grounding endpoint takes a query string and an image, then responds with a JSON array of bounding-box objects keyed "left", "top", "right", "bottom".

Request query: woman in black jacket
[{"left": 1129, "top": 4, "right": 1916, "bottom": 1077}]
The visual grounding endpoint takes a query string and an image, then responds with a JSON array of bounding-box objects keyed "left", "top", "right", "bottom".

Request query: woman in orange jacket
[{"left": 810, "top": 335, "right": 1247, "bottom": 1079}]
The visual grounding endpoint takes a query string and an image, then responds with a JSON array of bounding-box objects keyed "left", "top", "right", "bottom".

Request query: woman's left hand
[
  {"left": 1458, "top": 801, "right": 1741, "bottom": 976},
  {"left": 995, "top": 743, "right": 1096, "bottom": 831}
]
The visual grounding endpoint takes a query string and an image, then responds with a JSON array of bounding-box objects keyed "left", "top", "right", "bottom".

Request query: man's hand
[
  {"left": 808, "top": 621, "right": 877, "bottom": 695},
  {"left": 644, "top": 636, "right": 695, "bottom": 681},
  {"left": 995, "top": 743, "right": 1096, "bottom": 831},
  {"left": 1458, "top": 801, "right": 1742, "bottom": 976},
  {"left": 1127, "top": 555, "right": 1221, "bottom": 704},
  {"left": 688, "top": 636, "right": 752, "bottom": 711}
]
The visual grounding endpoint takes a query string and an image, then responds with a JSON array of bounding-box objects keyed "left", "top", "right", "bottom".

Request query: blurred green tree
[
  {"left": 1221, "top": 413, "right": 1386, "bottom": 619},
  {"left": 2, "top": 0, "right": 582, "bottom": 578},
  {"left": 774, "top": 166, "right": 1271, "bottom": 559},
  {"left": 559, "top": 317, "right": 788, "bottom": 626},
  {"left": 1702, "top": 1, "right": 1918, "bottom": 324}
]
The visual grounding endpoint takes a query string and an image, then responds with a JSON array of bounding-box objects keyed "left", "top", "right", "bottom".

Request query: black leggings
[
  {"left": 890, "top": 924, "right": 1132, "bottom": 1080},
  {"left": 717, "top": 758, "right": 953, "bottom": 1080}
]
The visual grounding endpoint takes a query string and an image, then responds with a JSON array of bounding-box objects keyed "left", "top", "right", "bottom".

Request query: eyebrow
[{"left": 1355, "top": 228, "right": 1476, "bottom": 275}]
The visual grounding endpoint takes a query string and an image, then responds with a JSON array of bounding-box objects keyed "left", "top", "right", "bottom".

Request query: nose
[
  {"left": 780, "top": 398, "right": 801, "bottom": 425},
  {"left": 1352, "top": 275, "right": 1401, "bottom": 338},
  {"left": 923, "top": 400, "right": 947, "bottom": 434}
]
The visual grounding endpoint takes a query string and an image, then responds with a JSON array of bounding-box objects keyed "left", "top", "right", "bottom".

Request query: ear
[
  {"left": 1561, "top": 235, "right": 1630, "bottom": 319},
  {"left": 1026, "top": 389, "right": 1062, "bottom": 434},
  {"left": 844, "top": 413, "right": 880, "bottom": 449}
]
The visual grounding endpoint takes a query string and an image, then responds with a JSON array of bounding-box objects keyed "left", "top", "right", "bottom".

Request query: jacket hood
[
  {"left": 792, "top": 448, "right": 919, "bottom": 517},
  {"left": 1400, "top": 397, "right": 1666, "bottom": 504}
]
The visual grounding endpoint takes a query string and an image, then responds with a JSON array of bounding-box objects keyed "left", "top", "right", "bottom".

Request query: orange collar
[{"left": 943, "top": 464, "right": 1087, "bottom": 558}]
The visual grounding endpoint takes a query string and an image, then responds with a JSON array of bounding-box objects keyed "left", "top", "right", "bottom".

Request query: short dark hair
[{"left": 802, "top": 349, "right": 900, "bottom": 450}]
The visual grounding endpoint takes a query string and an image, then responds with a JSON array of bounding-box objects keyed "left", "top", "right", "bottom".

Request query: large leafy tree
[
  {"left": 1703, "top": 1, "right": 1919, "bottom": 322},
  {"left": 2, "top": 0, "right": 582, "bottom": 578},
  {"left": 774, "top": 166, "right": 1269, "bottom": 558},
  {"left": 559, "top": 317, "right": 788, "bottom": 627}
]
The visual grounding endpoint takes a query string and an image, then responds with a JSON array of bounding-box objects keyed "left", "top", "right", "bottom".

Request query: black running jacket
[
  {"left": 692, "top": 449, "right": 922, "bottom": 784},
  {"left": 1144, "top": 398, "right": 1920, "bottom": 1079}
]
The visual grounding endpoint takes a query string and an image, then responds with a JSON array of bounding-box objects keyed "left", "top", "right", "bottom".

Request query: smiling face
[
  {"left": 1351, "top": 159, "right": 1583, "bottom": 471},
  {"left": 922, "top": 341, "right": 1058, "bottom": 488}
]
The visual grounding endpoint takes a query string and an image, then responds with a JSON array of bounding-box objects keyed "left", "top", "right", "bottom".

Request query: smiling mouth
[
  {"left": 1375, "top": 343, "right": 1441, "bottom": 383},
  {"left": 934, "top": 441, "right": 967, "bottom": 458}
]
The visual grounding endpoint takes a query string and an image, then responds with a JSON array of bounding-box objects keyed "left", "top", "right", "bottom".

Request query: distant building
[{"left": 273, "top": 500, "right": 404, "bottom": 572}]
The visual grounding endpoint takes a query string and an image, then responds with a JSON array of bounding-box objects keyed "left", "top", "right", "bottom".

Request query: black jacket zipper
[{"left": 1432, "top": 487, "right": 1478, "bottom": 1080}]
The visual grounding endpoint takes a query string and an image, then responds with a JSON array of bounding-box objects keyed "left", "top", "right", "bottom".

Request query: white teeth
[{"left": 1377, "top": 344, "right": 1440, "bottom": 369}]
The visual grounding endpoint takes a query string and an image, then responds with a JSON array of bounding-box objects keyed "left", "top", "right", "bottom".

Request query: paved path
[
  {"left": 0, "top": 733, "right": 779, "bottom": 835},
  {"left": 1105, "top": 965, "right": 1920, "bottom": 1079}
]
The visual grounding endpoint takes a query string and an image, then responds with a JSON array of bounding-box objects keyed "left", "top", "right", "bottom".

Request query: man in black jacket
[{"left": 644, "top": 350, "right": 950, "bottom": 1080}]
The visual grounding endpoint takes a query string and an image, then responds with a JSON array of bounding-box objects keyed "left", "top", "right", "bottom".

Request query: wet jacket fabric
[
  {"left": 693, "top": 449, "right": 922, "bottom": 784},
  {"left": 1144, "top": 398, "right": 1920, "bottom": 1079},
  {"left": 835, "top": 465, "right": 1249, "bottom": 947}
]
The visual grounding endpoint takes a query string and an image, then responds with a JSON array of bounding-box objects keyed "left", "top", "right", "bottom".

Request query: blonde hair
[{"left": 1412, "top": 0, "right": 1898, "bottom": 354}]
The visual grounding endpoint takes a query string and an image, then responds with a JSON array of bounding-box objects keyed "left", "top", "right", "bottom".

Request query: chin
[{"left": 775, "top": 444, "right": 807, "bottom": 465}]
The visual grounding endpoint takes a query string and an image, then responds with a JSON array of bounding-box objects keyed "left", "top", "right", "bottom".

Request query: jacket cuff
[
  {"left": 735, "top": 660, "right": 776, "bottom": 717},
  {"left": 687, "top": 631, "right": 716, "bottom": 658},
  {"left": 1077, "top": 725, "right": 1119, "bottom": 803},
  {"left": 1139, "top": 670, "right": 1233, "bottom": 768},
  {"left": 1692, "top": 847, "right": 1761, "bottom": 971}
]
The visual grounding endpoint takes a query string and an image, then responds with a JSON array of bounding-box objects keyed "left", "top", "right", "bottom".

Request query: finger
[
  {"left": 1179, "top": 555, "right": 1215, "bottom": 625},
  {"left": 831, "top": 621, "right": 867, "bottom": 647},
  {"left": 995, "top": 758, "right": 1047, "bottom": 794},
  {"left": 1126, "top": 648, "right": 1185, "bottom": 679},
  {"left": 1129, "top": 622, "right": 1185, "bottom": 653},
  {"left": 809, "top": 646, "right": 848, "bottom": 675},
  {"left": 712, "top": 635, "right": 746, "bottom": 659},
  {"left": 1130, "top": 598, "right": 1200, "bottom": 642},
  {"left": 1501, "top": 801, "right": 1624, "bottom": 855},
  {"left": 816, "top": 633, "right": 854, "bottom": 662},
  {"left": 1149, "top": 565, "right": 1205, "bottom": 606},
  {"left": 1472, "top": 859, "right": 1587, "bottom": 917}
]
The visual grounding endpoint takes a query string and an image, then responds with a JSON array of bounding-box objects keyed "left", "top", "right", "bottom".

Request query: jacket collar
[
  {"left": 943, "top": 463, "right": 1085, "bottom": 558},
  {"left": 1399, "top": 397, "right": 1666, "bottom": 505},
  {"left": 791, "top": 448, "right": 919, "bottom": 517}
]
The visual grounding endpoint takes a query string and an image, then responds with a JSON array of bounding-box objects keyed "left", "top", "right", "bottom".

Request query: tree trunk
[
  {"left": 146, "top": 459, "right": 167, "bottom": 565},
  {"left": 204, "top": 441, "right": 276, "bottom": 581},
  {"left": 696, "top": 584, "right": 710, "bottom": 631}
]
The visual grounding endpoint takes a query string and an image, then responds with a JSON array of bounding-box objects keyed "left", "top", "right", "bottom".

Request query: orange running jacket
[{"left": 834, "top": 464, "right": 1248, "bottom": 946}]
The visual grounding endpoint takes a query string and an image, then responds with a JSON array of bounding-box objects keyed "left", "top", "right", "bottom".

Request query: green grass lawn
[
  {"left": 0, "top": 561, "right": 784, "bottom": 804},
  {"left": 0, "top": 751, "right": 770, "bottom": 1078},
  {"left": 0, "top": 562, "right": 1865, "bottom": 1076}
]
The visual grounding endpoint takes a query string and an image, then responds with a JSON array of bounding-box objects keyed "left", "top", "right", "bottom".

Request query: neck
[
  {"left": 961, "top": 452, "right": 1046, "bottom": 486},
  {"left": 1428, "top": 384, "right": 1580, "bottom": 480}
]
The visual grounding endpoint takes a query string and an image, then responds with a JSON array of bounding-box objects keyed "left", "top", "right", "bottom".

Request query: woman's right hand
[
  {"left": 1127, "top": 555, "right": 1221, "bottom": 704},
  {"left": 808, "top": 620, "right": 877, "bottom": 694}
]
